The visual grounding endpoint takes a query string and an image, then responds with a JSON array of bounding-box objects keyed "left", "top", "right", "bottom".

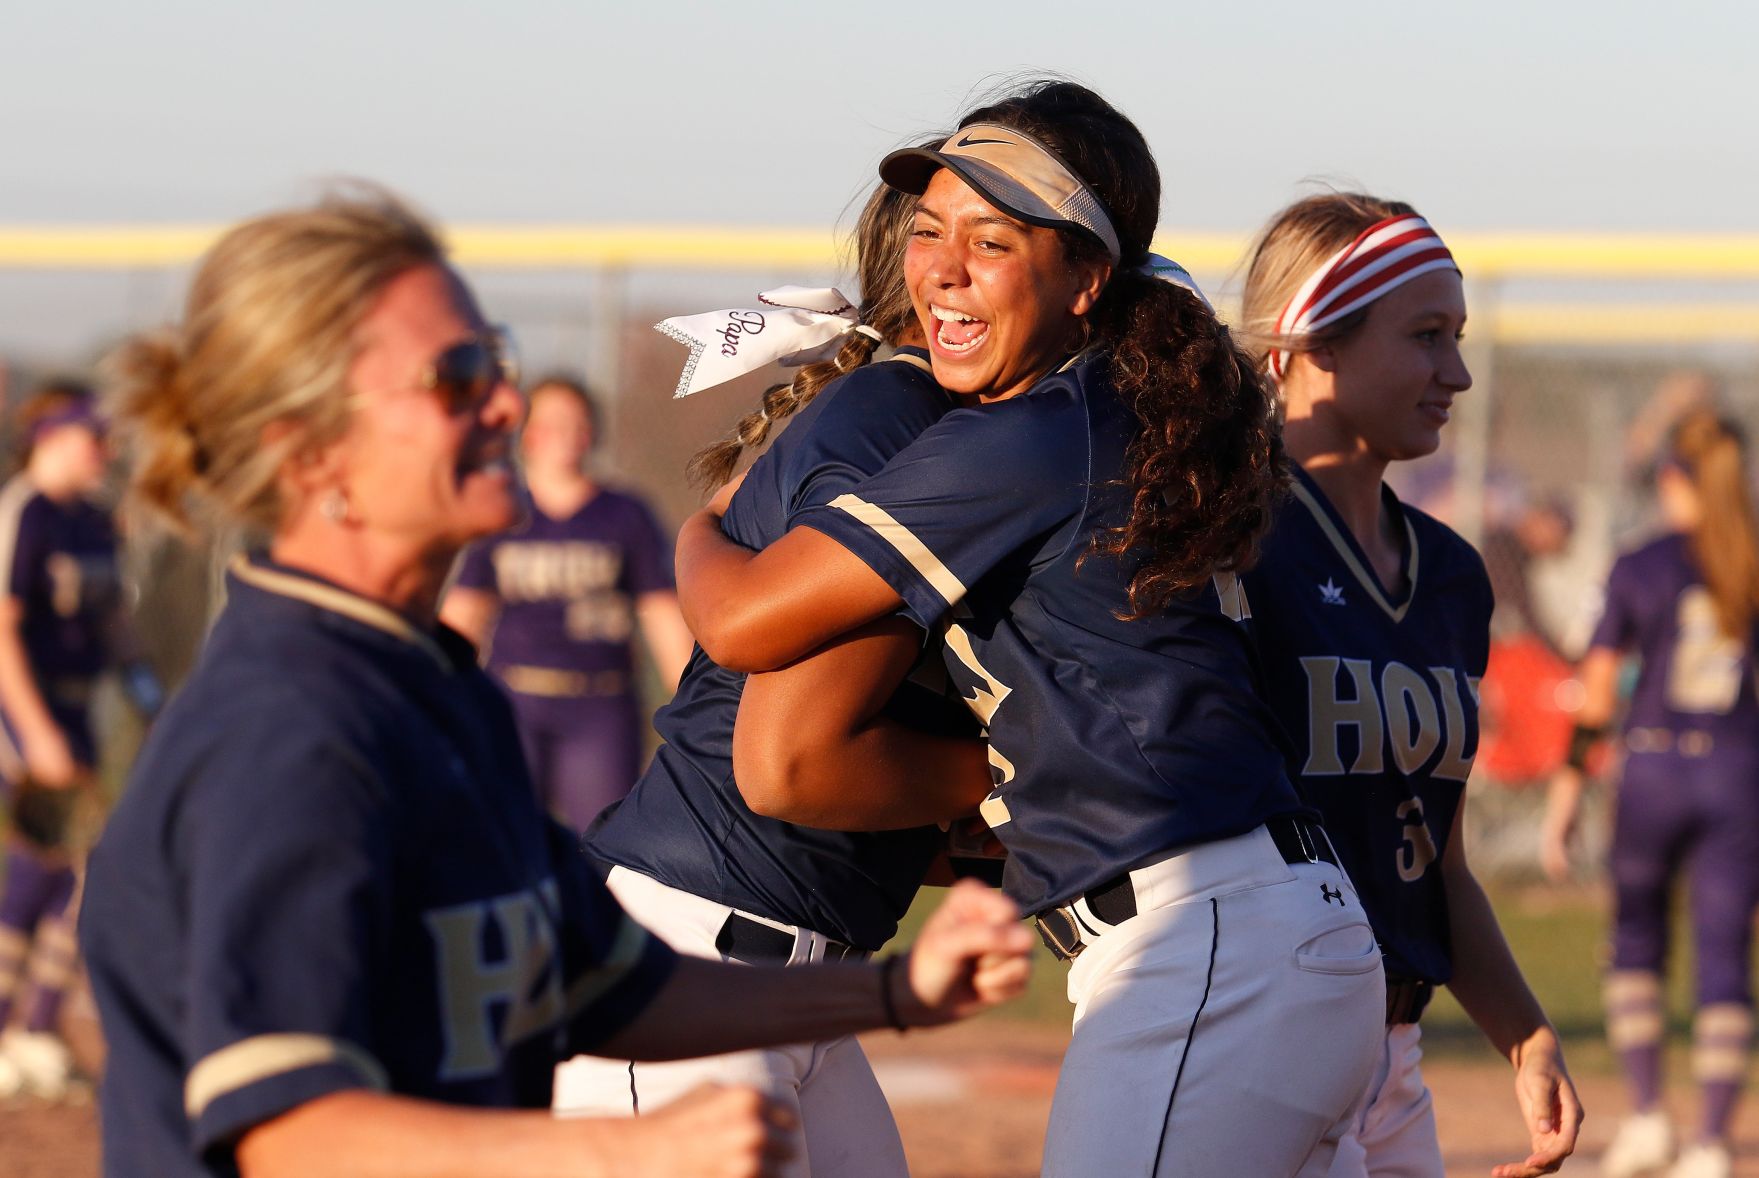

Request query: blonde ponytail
[
  {"left": 1671, "top": 409, "right": 1759, "bottom": 642},
  {"left": 105, "top": 188, "right": 444, "bottom": 537}
]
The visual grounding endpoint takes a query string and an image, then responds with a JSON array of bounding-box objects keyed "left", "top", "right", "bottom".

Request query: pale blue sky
[{"left": 2, "top": 0, "right": 1752, "bottom": 231}]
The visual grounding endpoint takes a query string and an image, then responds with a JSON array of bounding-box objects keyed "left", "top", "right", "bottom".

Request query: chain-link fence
[{"left": 2, "top": 230, "right": 1756, "bottom": 877}]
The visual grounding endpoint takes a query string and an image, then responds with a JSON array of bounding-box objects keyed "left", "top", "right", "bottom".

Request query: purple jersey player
[
  {"left": 0, "top": 381, "right": 121, "bottom": 1102},
  {"left": 1239, "top": 193, "right": 1580, "bottom": 1178},
  {"left": 444, "top": 377, "right": 693, "bottom": 833},
  {"left": 1544, "top": 408, "right": 1759, "bottom": 1178}
]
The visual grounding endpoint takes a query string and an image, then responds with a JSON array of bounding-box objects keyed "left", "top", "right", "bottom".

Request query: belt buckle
[{"left": 1034, "top": 907, "right": 1086, "bottom": 961}]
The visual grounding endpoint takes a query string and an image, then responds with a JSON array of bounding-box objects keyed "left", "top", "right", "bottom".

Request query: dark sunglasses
[{"left": 421, "top": 326, "right": 520, "bottom": 414}]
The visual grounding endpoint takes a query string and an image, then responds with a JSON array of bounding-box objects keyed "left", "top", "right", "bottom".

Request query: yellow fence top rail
[{"left": 2, "top": 225, "right": 1759, "bottom": 280}]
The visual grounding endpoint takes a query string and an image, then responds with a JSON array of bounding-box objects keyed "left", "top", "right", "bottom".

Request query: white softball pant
[
  {"left": 1327, "top": 1023, "right": 1442, "bottom": 1178},
  {"left": 551, "top": 866, "right": 909, "bottom": 1178},
  {"left": 1041, "top": 825, "right": 1386, "bottom": 1177}
]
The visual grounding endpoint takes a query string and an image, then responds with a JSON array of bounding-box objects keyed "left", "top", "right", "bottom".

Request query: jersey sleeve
[
  {"left": 1589, "top": 552, "right": 1643, "bottom": 653},
  {"left": 545, "top": 820, "right": 679, "bottom": 1054},
  {"left": 619, "top": 497, "right": 677, "bottom": 597},
  {"left": 3, "top": 496, "right": 48, "bottom": 601},
  {"left": 175, "top": 706, "right": 397, "bottom": 1157},
  {"left": 793, "top": 391, "right": 1089, "bottom": 630},
  {"left": 781, "top": 364, "right": 951, "bottom": 522},
  {"left": 451, "top": 539, "right": 498, "bottom": 594}
]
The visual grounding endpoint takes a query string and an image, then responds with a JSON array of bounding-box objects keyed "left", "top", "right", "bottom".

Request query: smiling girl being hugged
[
  {"left": 670, "top": 81, "right": 1391, "bottom": 1177},
  {"left": 1237, "top": 192, "right": 1583, "bottom": 1178}
]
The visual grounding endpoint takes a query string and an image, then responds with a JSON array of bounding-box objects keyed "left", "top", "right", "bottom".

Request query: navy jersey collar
[
  {"left": 887, "top": 346, "right": 932, "bottom": 375},
  {"left": 228, "top": 553, "right": 463, "bottom": 672},
  {"left": 1288, "top": 464, "right": 1421, "bottom": 623}
]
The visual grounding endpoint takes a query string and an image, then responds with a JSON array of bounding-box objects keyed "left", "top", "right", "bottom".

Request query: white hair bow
[
  {"left": 655, "top": 286, "right": 880, "bottom": 399},
  {"left": 1139, "top": 254, "right": 1211, "bottom": 310}
]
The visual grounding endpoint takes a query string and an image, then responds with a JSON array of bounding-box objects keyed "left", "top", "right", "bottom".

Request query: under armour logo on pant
[{"left": 1320, "top": 884, "right": 1344, "bottom": 906}]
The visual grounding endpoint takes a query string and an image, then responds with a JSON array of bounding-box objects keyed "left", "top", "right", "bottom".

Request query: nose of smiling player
[{"left": 1437, "top": 339, "right": 1472, "bottom": 394}]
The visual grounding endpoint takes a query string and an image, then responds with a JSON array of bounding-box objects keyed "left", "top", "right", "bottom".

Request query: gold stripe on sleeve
[
  {"left": 184, "top": 1034, "right": 388, "bottom": 1118},
  {"left": 827, "top": 494, "right": 966, "bottom": 608}
]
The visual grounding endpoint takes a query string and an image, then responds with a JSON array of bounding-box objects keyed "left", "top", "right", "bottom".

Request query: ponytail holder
[
  {"left": 656, "top": 286, "right": 866, "bottom": 399},
  {"left": 1136, "top": 254, "right": 1212, "bottom": 311}
]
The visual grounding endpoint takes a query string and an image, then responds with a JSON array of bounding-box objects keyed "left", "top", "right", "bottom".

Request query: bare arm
[
  {"left": 238, "top": 1086, "right": 795, "bottom": 1178},
  {"left": 733, "top": 618, "right": 992, "bottom": 830},
  {"left": 601, "top": 879, "right": 1032, "bottom": 1061},
  {"left": 437, "top": 587, "right": 500, "bottom": 652},
  {"left": 237, "top": 882, "right": 1033, "bottom": 1178},
  {"left": 1440, "top": 803, "right": 1584, "bottom": 1178},
  {"left": 674, "top": 505, "right": 902, "bottom": 674},
  {"left": 0, "top": 596, "right": 75, "bottom": 784},
  {"left": 1539, "top": 645, "right": 1622, "bottom": 880},
  {"left": 635, "top": 589, "right": 695, "bottom": 690}
]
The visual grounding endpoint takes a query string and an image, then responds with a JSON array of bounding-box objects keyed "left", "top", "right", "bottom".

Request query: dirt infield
[{"left": 9, "top": 1020, "right": 1759, "bottom": 1176}]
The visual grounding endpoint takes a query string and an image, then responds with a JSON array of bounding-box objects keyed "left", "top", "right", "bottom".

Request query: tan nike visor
[{"left": 880, "top": 124, "right": 1122, "bottom": 265}]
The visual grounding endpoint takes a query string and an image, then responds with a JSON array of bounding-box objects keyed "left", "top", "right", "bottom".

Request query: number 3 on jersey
[{"left": 1396, "top": 797, "right": 1439, "bottom": 882}]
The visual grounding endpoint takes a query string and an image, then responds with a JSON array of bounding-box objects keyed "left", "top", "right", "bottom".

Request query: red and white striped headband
[{"left": 1268, "top": 214, "right": 1458, "bottom": 380}]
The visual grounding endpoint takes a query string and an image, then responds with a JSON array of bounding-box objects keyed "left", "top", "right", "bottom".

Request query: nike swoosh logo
[{"left": 955, "top": 134, "right": 1013, "bottom": 148}]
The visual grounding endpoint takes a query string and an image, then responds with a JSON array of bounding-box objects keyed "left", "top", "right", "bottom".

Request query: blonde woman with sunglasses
[{"left": 76, "top": 189, "right": 1033, "bottom": 1178}]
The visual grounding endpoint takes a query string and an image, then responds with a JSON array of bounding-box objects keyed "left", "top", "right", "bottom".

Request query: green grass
[{"left": 888, "top": 880, "right": 1716, "bottom": 1073}]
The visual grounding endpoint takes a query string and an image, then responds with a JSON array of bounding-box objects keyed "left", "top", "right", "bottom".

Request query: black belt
[
  {"left": 1385, "top": 975, "right": 1434, "bottom": 1025},
  {"left": 714, "top": 912, "right": 867, "bottom": 966},
  {"left": 1035, "top": 817, "right": 1342, "bottom": 962}
]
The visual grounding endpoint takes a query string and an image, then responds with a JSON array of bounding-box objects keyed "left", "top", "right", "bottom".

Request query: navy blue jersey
[
  {"left": 588, "top": 349, "right": 970, "bottom": 950},
  {"left": 797, "top": 353, "right": 1306, "bottom": 916},
  {"left": 81, "top": 556, "right": 676, "bottom": 1178},
  {"left": 0, "top": 474, "right": 119, "bottom": 685},
  {"left": 1243, "top": 466, "right": 1492, "bottom": 984},
  {"left": 1590, "top": 532, "right": 1759, "bottom": 739}
]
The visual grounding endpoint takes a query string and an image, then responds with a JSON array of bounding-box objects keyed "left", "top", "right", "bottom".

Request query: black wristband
[
  {"left": 878, "top": 955, "right": 909, "bottom": 1033},
  {"left": 1565, "top": 723, "right": 1606, "bottom": 773}
]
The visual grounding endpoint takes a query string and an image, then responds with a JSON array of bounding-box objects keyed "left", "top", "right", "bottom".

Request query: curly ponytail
[
  {"left": 686, "top": 142, "right": 936, "bottom": 491},
  {"left": 1083, "top": 269, "right": 1286, "bottom": 614},
  {"left": 959, "top": 80, "right": 1286, "bottom": 615}
]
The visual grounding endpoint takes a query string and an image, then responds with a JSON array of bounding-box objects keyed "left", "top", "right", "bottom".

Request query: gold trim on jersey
[
  {"left": 501, "top": 665, "right": 629, "bottom": 699},
  {"left": 1289, "top": 479, "right": 1421, "bottom": 624},
  {"left": 826, "top": 494, "right": 966, "bottom": 607},
  {"left": 886, "top": 352, "right": 932, "bottom": 374},
  {"left": 561, "top": 915, "right": 654, "bottom": 1022},
  {"left": 184, "top": 1033, "right": 389, "bottom": 1117},
  {"left": 230, "top": 555, "right": 451, "bottom": 672}
]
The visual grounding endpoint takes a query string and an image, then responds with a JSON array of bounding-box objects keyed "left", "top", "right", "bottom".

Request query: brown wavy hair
[
  {"left": 958, "top": 81, "right": 1285, "bottom": 615},
  {"left": 1238, "top": 191, "right": 1419, "bottom": 372},
  {"left": 1669, "top": 408, "right": 1759, "bottom": 642},
  {"left": 686, "top": 155, "right": 933, "bottom": 490}
]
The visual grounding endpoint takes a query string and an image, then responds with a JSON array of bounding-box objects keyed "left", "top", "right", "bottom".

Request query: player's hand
[
  {"left": 1491, "top": 1027, "right": 1583, "bottom": 1178},
  {"left": 21, "top": 726, "right": 77, "bottom": 789},
  {"left": 1538, "top": 771, "right": 1582, "bottom": 883},
  {"left": 897, "top": 879, "right": 1034, "bottom": 1026},
  {"left": 606, "top": 1083, "right": 798, "bottom": 1178}
]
